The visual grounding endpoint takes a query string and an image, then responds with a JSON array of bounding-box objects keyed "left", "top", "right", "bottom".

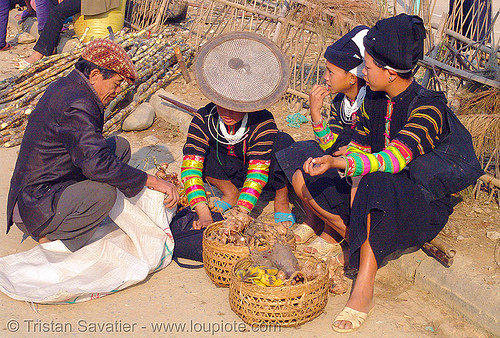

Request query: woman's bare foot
[
  {"left": 25, "top": 51, "right": 44, "bottom": 65},
  {"left": 38, "top": 236, "right": 52, "bottom": 244},
  {"left": 274, "top": 186, "right": 293, "bottom": 228}
]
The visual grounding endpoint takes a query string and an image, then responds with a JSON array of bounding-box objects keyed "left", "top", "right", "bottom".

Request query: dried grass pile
[
  {"left": 456, "top": 88, "right": 500, "bottom": 156},
  {"left": 293, "top": 0, "right": 382, "bottom": 37}
]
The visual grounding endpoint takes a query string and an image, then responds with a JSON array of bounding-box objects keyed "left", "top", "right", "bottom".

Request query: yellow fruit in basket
[
  {"left": 264, "top": 267, "right": 279, "bottom": 275},
  {"left": 251, "top": 278, "right": 267, "bottom": 287},
  {"left": 260, "top": 274, "right": 284, "bottom": 287},
  {"left": 249, "top": 266, "right": 267, "bottom": 278},
  {"left": 236, "top": 269, "right": 247, "bottom": 279}
]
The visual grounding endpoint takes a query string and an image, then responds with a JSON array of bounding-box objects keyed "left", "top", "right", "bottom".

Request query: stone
[
  {"left": 486, "top": 231, "right": 500, "bottom": 241},
  {"left": 143, "top": 136, "right": 159, "bottom": 145},
  {"left": 17, "top": 32, "right": 36, "bottom": 44},
  {"left": 165, "top": 0, "right": 188, "bottom": 23},
  {"left": 149, "top": 89, "right": 194, "bottom": 136},
  {"left": 122, "top": 103, "right": 155, "bottom": 132}
]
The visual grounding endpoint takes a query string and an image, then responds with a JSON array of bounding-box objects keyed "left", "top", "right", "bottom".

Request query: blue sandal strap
[
  {"left": 214, "top": 199, "right": 232, "bottom": 212},
  {"left": 274, "top": 212, "right": 296, "bottom": 224}
]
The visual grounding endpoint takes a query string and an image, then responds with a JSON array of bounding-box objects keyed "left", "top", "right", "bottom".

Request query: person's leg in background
[
  {"left": 24, "top": 0, "right": 79, "bottom": 64},
  {"left": 0, "top": 0, "right": 12, "bottom": 50},
  {"left": 34, "top": 0, "right": 57, "bottom": 32}
]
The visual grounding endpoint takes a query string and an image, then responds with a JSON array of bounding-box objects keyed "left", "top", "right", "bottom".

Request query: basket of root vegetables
[
  {"left": 229, "top": 243, "right": 329, "bottom": 327},
  {"left": 202, "top": 210, "right": 295, "bottom": 287}
]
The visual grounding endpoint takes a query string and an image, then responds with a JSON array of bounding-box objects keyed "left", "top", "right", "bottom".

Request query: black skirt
[
  {"left": 275, "top": 140, "right": 351, "bottom": 223},
  {"left": 348, "top": 171, "right": 453, "bottom": 270}
]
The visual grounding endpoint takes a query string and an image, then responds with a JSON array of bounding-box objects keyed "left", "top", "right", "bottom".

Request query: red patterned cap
[{"left": 81, "top": 38, "right": 138, "bottom": 84}]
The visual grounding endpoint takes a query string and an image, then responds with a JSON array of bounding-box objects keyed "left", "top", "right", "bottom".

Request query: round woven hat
[{"left": 194, "top": 32, "right": 290, "bottom": 112}]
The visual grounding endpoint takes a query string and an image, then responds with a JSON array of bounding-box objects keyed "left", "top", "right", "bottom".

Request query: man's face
[{"left": 91, "top": 72, "right": 123, "bottom": 106}]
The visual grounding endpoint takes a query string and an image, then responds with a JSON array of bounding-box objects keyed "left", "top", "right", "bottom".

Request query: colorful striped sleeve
[
  {"left": 236, "top": 159, "right": 270, "bottom": 212},
  {"left": 181, "top": 154, "right": 208, "bottom": 208},
  {"left": 312, "top": 118, "right": 336, "bottom": 151},
  {"left": 343, "top": 102, "right": 444, "bottom": 177},
  {"left": 344, "top": 140, "right": 413, "bottom": 176}
]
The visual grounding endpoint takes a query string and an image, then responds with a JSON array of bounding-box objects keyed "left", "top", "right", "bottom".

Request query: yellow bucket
[{"left": 73, "top": 0, "right": 125, "bottom": 42}]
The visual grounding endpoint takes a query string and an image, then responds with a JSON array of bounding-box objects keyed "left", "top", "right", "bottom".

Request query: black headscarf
[
  {"left": 363, "top": 14, "right": 426, "bottom": 74},
  {"left": 324, "top": 25, "right": 369, "bottom": 78}
]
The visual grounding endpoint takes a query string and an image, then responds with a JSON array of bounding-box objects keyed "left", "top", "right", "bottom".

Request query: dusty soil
[{"left": 0, "top": 3, "right": 498, "bottom": 337}]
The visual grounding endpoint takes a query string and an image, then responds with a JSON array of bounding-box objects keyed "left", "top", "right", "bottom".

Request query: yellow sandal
[
  {"left": 303, "top": 236, "right": 342, "bottom": 260},
  {"left": 292, "top": 223, "right": 315, "bottom": 244},
  {"left": 332, "top": 306, "right": 373, "bottom": 333}
]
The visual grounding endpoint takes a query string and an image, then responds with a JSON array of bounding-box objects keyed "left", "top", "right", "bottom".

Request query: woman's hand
[
  {"left": 193, "top": 204, "right": 213, "bottom": 230},
  {"left": 146, "top": 174, "right": 180, "bottom": 209},
  {"left": 309, "top": 84, "right": 330, "bottom": 123},
  {"left": 333, "top": 145, "right": 348, "bottom": 157},
  {"left": 303, "top": 155, "right": 346, "bottom": 176}
]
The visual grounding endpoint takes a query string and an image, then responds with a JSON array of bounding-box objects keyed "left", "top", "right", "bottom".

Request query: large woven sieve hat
[{"left": 194, "top": 32, "right": 290, "bottom": 112}]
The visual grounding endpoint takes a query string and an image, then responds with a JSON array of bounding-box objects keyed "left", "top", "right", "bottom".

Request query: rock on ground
[{"left": 122, "top": 102, "right": 155, "bottom": 132}]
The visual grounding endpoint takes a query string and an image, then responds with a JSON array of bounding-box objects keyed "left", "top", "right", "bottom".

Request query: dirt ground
[{"left": 0, "top": 3, "right": 498, "bottom": 337}]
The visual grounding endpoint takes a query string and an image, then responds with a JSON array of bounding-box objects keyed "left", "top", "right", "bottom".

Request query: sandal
[
  {"left": 213, "top": 199, "right": 232, "bottom": 213},
  {"left": 332, "top": 306, "right": 373, "bottom": 333},
  {"left": 14, "top": 59, "right": 31, "bottom": 70},
  {"left": 293, "top": 223, "right": 315, "bottom": 244},
  {"left": 274, "top": 212, "right": 296, "bottom": 227},
  {"left": 304, "top": 236, "right": 342, "bottom": 259},
  {"left": 15, "top": 10, "right": 35, "bottom": 24},
  {"left": 0, "top": 43, "right": 13, "bottom": 52}
]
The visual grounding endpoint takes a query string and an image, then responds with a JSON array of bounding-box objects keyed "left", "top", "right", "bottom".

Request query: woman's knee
[{"left": 291, "top": 170, "right": 306, "bottom": 198}]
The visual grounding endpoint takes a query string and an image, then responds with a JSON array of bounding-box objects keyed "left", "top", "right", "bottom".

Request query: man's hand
[
  {"left": 193, "top": 204, "right": 213, "bottom": 230},
  {"left": 146, "top": 174, "right": 180, "bottom": 209},
  {"left": 309, "top": 84, "right": 330, "bottom": 123}
]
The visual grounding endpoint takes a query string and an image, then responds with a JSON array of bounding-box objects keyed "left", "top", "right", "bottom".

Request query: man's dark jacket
[{"left": 6, "top": 70, "right": 147, "bottom": 236}]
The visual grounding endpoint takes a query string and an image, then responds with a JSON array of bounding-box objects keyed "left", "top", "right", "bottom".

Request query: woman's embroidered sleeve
[
  {"left": 236, "top": 159, "right": 270, "bottom": 212},
  {"left": 181, "top": 155, "right": 207, "bottom": 208},
  {"left": 312, "top": 118, "right": 336, "bottom": 151},
  {"left": 344, "top": 104, "right": 444, "bottom": 177},
  {"left": 344, "top": 140, "right": 413, "bottom": 176}
]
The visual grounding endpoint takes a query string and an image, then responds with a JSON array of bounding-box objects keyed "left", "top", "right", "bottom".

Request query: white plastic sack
[{"left": 0, "top": 187, "right": 175, "bottom": 304}]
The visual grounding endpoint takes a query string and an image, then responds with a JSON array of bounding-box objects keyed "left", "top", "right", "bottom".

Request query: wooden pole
[
  {"left": 422, "top": 242, "right": 454, "bottom": 267},
  {"left": 431, "top": 20, "right": 500, "bottom": 60},
  {"left": 174, "top": 46, "right": 191, "bottom": 83},
  {"left": 418, "top": 56, "right": 500, "bottom": 88},
  {"left": 422, "top": 13, "right": 447, "bottom": 88},
  {"left": 479, "top": 173, "right": 500, "bottom": 188}
]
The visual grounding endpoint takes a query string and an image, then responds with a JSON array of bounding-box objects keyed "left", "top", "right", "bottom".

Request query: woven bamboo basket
[
  {"left": 203, "top": 221, "right": 296, "bottom": 288},
  {"left": 229, "top": 256, "right": 329, "bottom": 327},
  {"left": 202, "top": 221, "right": 250, "bottom": 287}
]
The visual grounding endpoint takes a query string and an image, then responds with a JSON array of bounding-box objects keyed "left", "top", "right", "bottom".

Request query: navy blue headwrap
[
  {"left": 363, "top": 14, "right": 426, "bottom": 73},
  {"left": 324, "top": 25, "right": 369, "bottom": 77}
]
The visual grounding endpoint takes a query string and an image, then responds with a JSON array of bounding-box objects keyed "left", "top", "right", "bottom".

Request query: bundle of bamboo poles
[{"left": 0, "top": 28, "right": 193, "bottom": 147}]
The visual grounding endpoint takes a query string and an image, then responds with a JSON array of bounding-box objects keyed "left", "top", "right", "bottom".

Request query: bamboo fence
[{"left": 189, "top": 0, "right": 382, "bottom": 106}]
